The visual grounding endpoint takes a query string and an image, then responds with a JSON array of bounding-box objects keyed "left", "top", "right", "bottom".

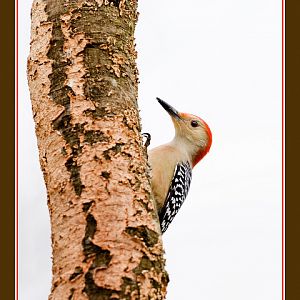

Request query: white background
[{"left": 19, "top": 1, "right": 282, "bottom": 299}]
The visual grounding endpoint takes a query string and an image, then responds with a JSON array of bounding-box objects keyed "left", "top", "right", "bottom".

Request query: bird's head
[{"left": 157, "top": 97, "right": 212, "bottom": 167}]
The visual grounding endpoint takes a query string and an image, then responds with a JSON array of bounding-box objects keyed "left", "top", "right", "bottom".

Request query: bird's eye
[{"left": 191, "top": 120, "right": 199, "bottom": 127}]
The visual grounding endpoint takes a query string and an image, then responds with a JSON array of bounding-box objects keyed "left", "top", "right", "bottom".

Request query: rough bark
[{"left": 27, "top": 0, "right": 168, "bottom": 299}]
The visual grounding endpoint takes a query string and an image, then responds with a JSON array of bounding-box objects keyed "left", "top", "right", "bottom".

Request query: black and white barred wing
[{"left": 159, "top": 161, "right": 192, "bottom": 234}]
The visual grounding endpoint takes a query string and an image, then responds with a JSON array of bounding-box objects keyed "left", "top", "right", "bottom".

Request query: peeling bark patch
[
  {"left": 161, "top": 271, "right": 170, "bottom": 286},
  {"left": 84, "top": 107, "right": 109, "bottom": 119},
  {"left": 150, "top": 278, "right": 161, "bottom": 290},
  {"left": 85, "top": 42, "right": 102, "bottom": 49},
  {"left": 82, "top": 213, "right": 115, "bottom": 298},
  {"left": 82, "top": 213, "right": 114, "bottom": 299},
  {"left": 52, "top": 117, "right": 86, "bottom": 198},
  {"left": 52, "top": 112, "right": 85, "bottom": 196},
  {"left": 72, "top": 4, "right": 139, "bottom": 111},
  {"left": 82, "top": 213, "right": 98, "bottom": 259},
  {"left": 83, "top": 275, "right": 142, "bottom": 300},
  {"left": 85, "top": 213, "right": 97, "bottom": 237},
  {"left": 102, "top": 143, "right": 125, "bottom": 160},
  {"left": 135, "top": 195, "right": 156, "bottom": 214},
  {"left": 52, "top": 113, "right": 86, "bottom": 149},
  {"left": 101, "top": 171, "right": 110, "bottom": 179},
  {"left": 84, "top": 130, "right": 109, "bottom": 145},
  {"left": 125, "top": 225, "right": 159, "bottom": 248},
  {"left": 107, "top": 0, "right": 121, "bottom": 7},
  {"left": 68, "top": 288, "right": 75, "bottom": 300},
  {"left": 83, "top": 46, "right": 112, "bottom": 102},
  {"left": 93, "top": 251, "right": 112, "bottom": 270},
  {"left": 82, "top": 214, "right": 112, "bottom": 265},
  {"left": 61, "top": 147, "right": 67, "bottom": 156},
  {"left": 47, "top": 9, "right": 86, "bottom": 197},
  {"left": 133, "top": 255, "right": 164, "bottom": 276},
  {"left": 83, "top": 200, "right": 95, "bottom": 213},
  {"left": 47, "top": 18, "right": 71, "bottom": 107},
  {"left": 120, "top": 277, "right": 140, "bottom": 299},
  {"left": 83, "top": 273, "right": 115, "bottom": 300},
  {"left": 65, "top": 156, "right": 84, "bottom": 196},
  {"left": 69, "top": 266, "right": 83, "bottom": 281},
  {"left": 131, "top": 255, "right": 168, "bottom": 297}
]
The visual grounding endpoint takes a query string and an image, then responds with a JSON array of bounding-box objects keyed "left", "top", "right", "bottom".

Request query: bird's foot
[{"left": 142, "top": 133, "right": 151, "bottom": 148}]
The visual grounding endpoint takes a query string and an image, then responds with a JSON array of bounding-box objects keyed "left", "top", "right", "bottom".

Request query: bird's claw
[{"left": 142, "top": 133, "right": 151, "bottom": 148}]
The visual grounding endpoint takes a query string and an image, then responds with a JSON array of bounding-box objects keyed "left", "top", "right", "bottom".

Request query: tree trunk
[{"left": 27, "top": 0, "right": 168, "bottom": 299}]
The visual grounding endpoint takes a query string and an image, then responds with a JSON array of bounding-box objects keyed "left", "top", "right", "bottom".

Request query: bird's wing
[{"left": 159, "top": 161, "right": 192, "bottom": 234}]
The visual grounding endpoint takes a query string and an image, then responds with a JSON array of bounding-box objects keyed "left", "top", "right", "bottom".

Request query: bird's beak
[{"left": 156, "top": 97, "right": 181, "bottom": 120}]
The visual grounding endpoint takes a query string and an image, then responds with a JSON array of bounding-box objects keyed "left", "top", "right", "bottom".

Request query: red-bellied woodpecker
[{"left": 148, "top": 98, "right": 212, "bottom": 234}]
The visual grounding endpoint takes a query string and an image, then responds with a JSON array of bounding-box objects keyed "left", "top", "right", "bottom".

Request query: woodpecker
[{"left": 148, "top": 98, "right": 212, "bottom": 234}]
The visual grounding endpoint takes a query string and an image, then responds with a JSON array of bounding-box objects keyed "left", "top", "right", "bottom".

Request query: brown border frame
[
  {"left": 285, "top": 0, "right": 300, "bottom": 299},
  {"left": 0, "top": 1, "right": 16, "bottom": 299},
  {"left": 11, "top": 0, "right": 289, "bottom": 299}
]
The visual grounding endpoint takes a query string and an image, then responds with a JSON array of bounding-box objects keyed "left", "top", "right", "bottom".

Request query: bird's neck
[
  {"left": 192, "top": 137, "right": 212, "bottom": 167},
  {"left": 170, "top": 136, "right": 196, "bottom": 166},
  {"left": 171, "top": 135, "right": 211, "bottom": 168},
  {"left": 192, "top": 147, "right": 209, "bottom": 167}
]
